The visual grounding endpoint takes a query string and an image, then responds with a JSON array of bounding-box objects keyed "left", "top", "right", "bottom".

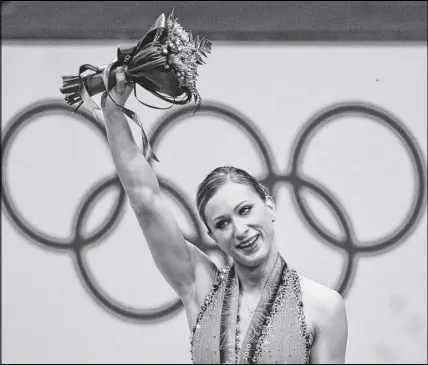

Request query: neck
[{"left": 235, "top": 244, "right": 279, "bottom": 296}]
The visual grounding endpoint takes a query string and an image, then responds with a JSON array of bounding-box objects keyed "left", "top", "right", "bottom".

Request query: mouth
[{"left": 237, "top": 234, "right": 260, "bottom": 251}]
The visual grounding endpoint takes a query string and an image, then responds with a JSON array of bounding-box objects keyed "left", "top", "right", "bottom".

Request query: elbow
[{"left": 129, "top": 186, "right": 160, "bottom": 215}]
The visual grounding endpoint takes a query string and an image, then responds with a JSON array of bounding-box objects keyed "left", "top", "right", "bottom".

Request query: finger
[{"left": 115, "top": 66, "right": 126, "bottom": 93}]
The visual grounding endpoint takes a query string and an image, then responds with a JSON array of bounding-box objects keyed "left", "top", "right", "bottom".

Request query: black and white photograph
[{"left": 2, "top": 1, "right": 427, "bottom": 363}]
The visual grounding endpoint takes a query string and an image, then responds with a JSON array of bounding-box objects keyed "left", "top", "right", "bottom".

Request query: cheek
[
  {"left": 260, "top": 214, "right": 274, "bottom": 235},
  {"left": 256, "top": 210, "right": 271, "bottom": 226}
]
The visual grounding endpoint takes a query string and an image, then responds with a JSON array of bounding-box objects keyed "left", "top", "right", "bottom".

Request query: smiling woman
[
  {"left": 197, "top": 167, "right": 276, "bottom": 270},
  {"left": 190, "top": 166, "right": 348, "bottom": 363},
  {"left": 99, "top": 65, "right": 348, "bottom": 364}
]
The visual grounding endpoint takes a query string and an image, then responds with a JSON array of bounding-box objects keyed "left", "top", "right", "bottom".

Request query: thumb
[{"left": 115, "top": 66, "right": 126, "bottom": 92}]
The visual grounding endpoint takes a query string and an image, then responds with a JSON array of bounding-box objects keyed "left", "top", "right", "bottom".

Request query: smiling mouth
[{"left": 237, "top": 234, "right": 259, "bottom": 249}]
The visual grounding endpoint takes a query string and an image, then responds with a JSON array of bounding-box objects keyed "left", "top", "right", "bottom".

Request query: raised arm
[{"left": 100, "top": 66, "right": 216, "bottom": 302}]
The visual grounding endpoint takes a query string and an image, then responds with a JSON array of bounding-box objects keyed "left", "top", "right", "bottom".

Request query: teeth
[{"left": 240, "top": 235, "right": 257, "bottom": 248}]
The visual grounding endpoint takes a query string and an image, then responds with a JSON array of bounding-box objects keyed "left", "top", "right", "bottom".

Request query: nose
[{"left": 233, "top": 218, "right": 249, "bottom": 240}]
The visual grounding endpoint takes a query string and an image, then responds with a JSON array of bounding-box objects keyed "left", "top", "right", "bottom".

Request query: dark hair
[{"left": 196, "top": 166, "right": 269, "bottom": 230}]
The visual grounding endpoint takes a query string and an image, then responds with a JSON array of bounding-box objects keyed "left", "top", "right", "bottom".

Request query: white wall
[{"left": 2, "top": 41, "right": 427, "bottom": 364}]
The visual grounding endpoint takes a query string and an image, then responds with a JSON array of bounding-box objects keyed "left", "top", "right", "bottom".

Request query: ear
[{"left": 265, "top": 195, "right": 276, "bottom": 221}]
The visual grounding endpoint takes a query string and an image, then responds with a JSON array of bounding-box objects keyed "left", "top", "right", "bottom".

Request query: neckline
[{"left": 233, "top": 255, "right": 286, "bottom": 363}]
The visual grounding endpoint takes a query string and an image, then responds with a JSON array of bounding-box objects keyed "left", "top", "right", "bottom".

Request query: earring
[{"left": 272, "top": 214, "right": 276, "bottom": 222}]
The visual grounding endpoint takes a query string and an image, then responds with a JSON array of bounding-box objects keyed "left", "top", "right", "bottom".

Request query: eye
[
  {"left": 240, "top": 205, "right": 252, "bottom": 215},
  {"left": 215, "top": 220, "right": 229, "bottom": 230}
]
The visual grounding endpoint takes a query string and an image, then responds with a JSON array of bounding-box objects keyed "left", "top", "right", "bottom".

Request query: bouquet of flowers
[{"left": 60, "top": 11, "right": 211, "bottom": 162}]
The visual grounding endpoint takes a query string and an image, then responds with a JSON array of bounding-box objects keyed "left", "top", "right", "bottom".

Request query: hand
[{"left": 102, "top": 66, "right": 134, "bottom": 109}]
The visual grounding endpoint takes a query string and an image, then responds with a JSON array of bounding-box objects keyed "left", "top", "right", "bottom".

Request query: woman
[{"left": 100, "top": 66, "right": 348, "bottom": 364}]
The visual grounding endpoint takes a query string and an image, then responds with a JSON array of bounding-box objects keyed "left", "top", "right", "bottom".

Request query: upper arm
[
  {"left": 134, "top": 189, "right": 216, "bottom": 302},
  {"left": 310, "top": 291, "right": 348, "bottom": 364}
]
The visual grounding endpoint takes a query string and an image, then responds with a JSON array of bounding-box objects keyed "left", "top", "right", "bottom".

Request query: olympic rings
[{"left": 2, "top": 99, "right": 426, "bottom": 321}]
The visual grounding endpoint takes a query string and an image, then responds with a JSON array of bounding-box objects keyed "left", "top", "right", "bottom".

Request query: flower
[
  {"left": 59, "top": 10, "right": 211, "bottom": 163},
  {"left": 60, "top": 10, "right": 211, "bottom": 110}
]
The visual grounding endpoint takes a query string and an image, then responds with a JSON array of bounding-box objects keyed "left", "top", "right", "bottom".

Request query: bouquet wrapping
[{"left": 60, "top": 11, "right": 211, "bottom": 162}]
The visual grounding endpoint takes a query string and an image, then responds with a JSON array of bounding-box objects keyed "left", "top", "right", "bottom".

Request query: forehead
[{"left": 204, "top": 182, "right": 260, "bottom": 219}]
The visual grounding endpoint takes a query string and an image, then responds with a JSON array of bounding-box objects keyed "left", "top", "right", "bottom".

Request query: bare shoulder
[
  {"left": 299, "top": 276, "right": 347, "bottom": 331},
  {"left": 299, "top": 275, "right": 344, "bottom": 306},
  {"left": 298, "top": 276, "right": 348, "bottom": 363}
]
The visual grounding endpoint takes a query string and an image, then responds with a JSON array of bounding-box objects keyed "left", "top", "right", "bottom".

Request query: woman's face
[{"left": 204, "top": 182, "right": 276, "bottom": 267}]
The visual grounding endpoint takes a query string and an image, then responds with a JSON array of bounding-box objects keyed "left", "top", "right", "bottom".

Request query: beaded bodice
[{"left": 190, "top": 258, "right": 311, "bottom": 364}]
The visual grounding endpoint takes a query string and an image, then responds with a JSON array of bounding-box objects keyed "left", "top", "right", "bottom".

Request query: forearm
[{"left": 102, "top": 101, "right": 160, "bottom": 209}]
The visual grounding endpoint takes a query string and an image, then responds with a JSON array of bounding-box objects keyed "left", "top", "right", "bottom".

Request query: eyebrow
[{"left": 212, "top": 201, "right": 249, "bottom": 224}]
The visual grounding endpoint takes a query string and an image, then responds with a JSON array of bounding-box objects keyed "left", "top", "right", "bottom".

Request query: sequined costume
[{"left": 190, "top": 255, "right": 311, "bottom": 364}]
